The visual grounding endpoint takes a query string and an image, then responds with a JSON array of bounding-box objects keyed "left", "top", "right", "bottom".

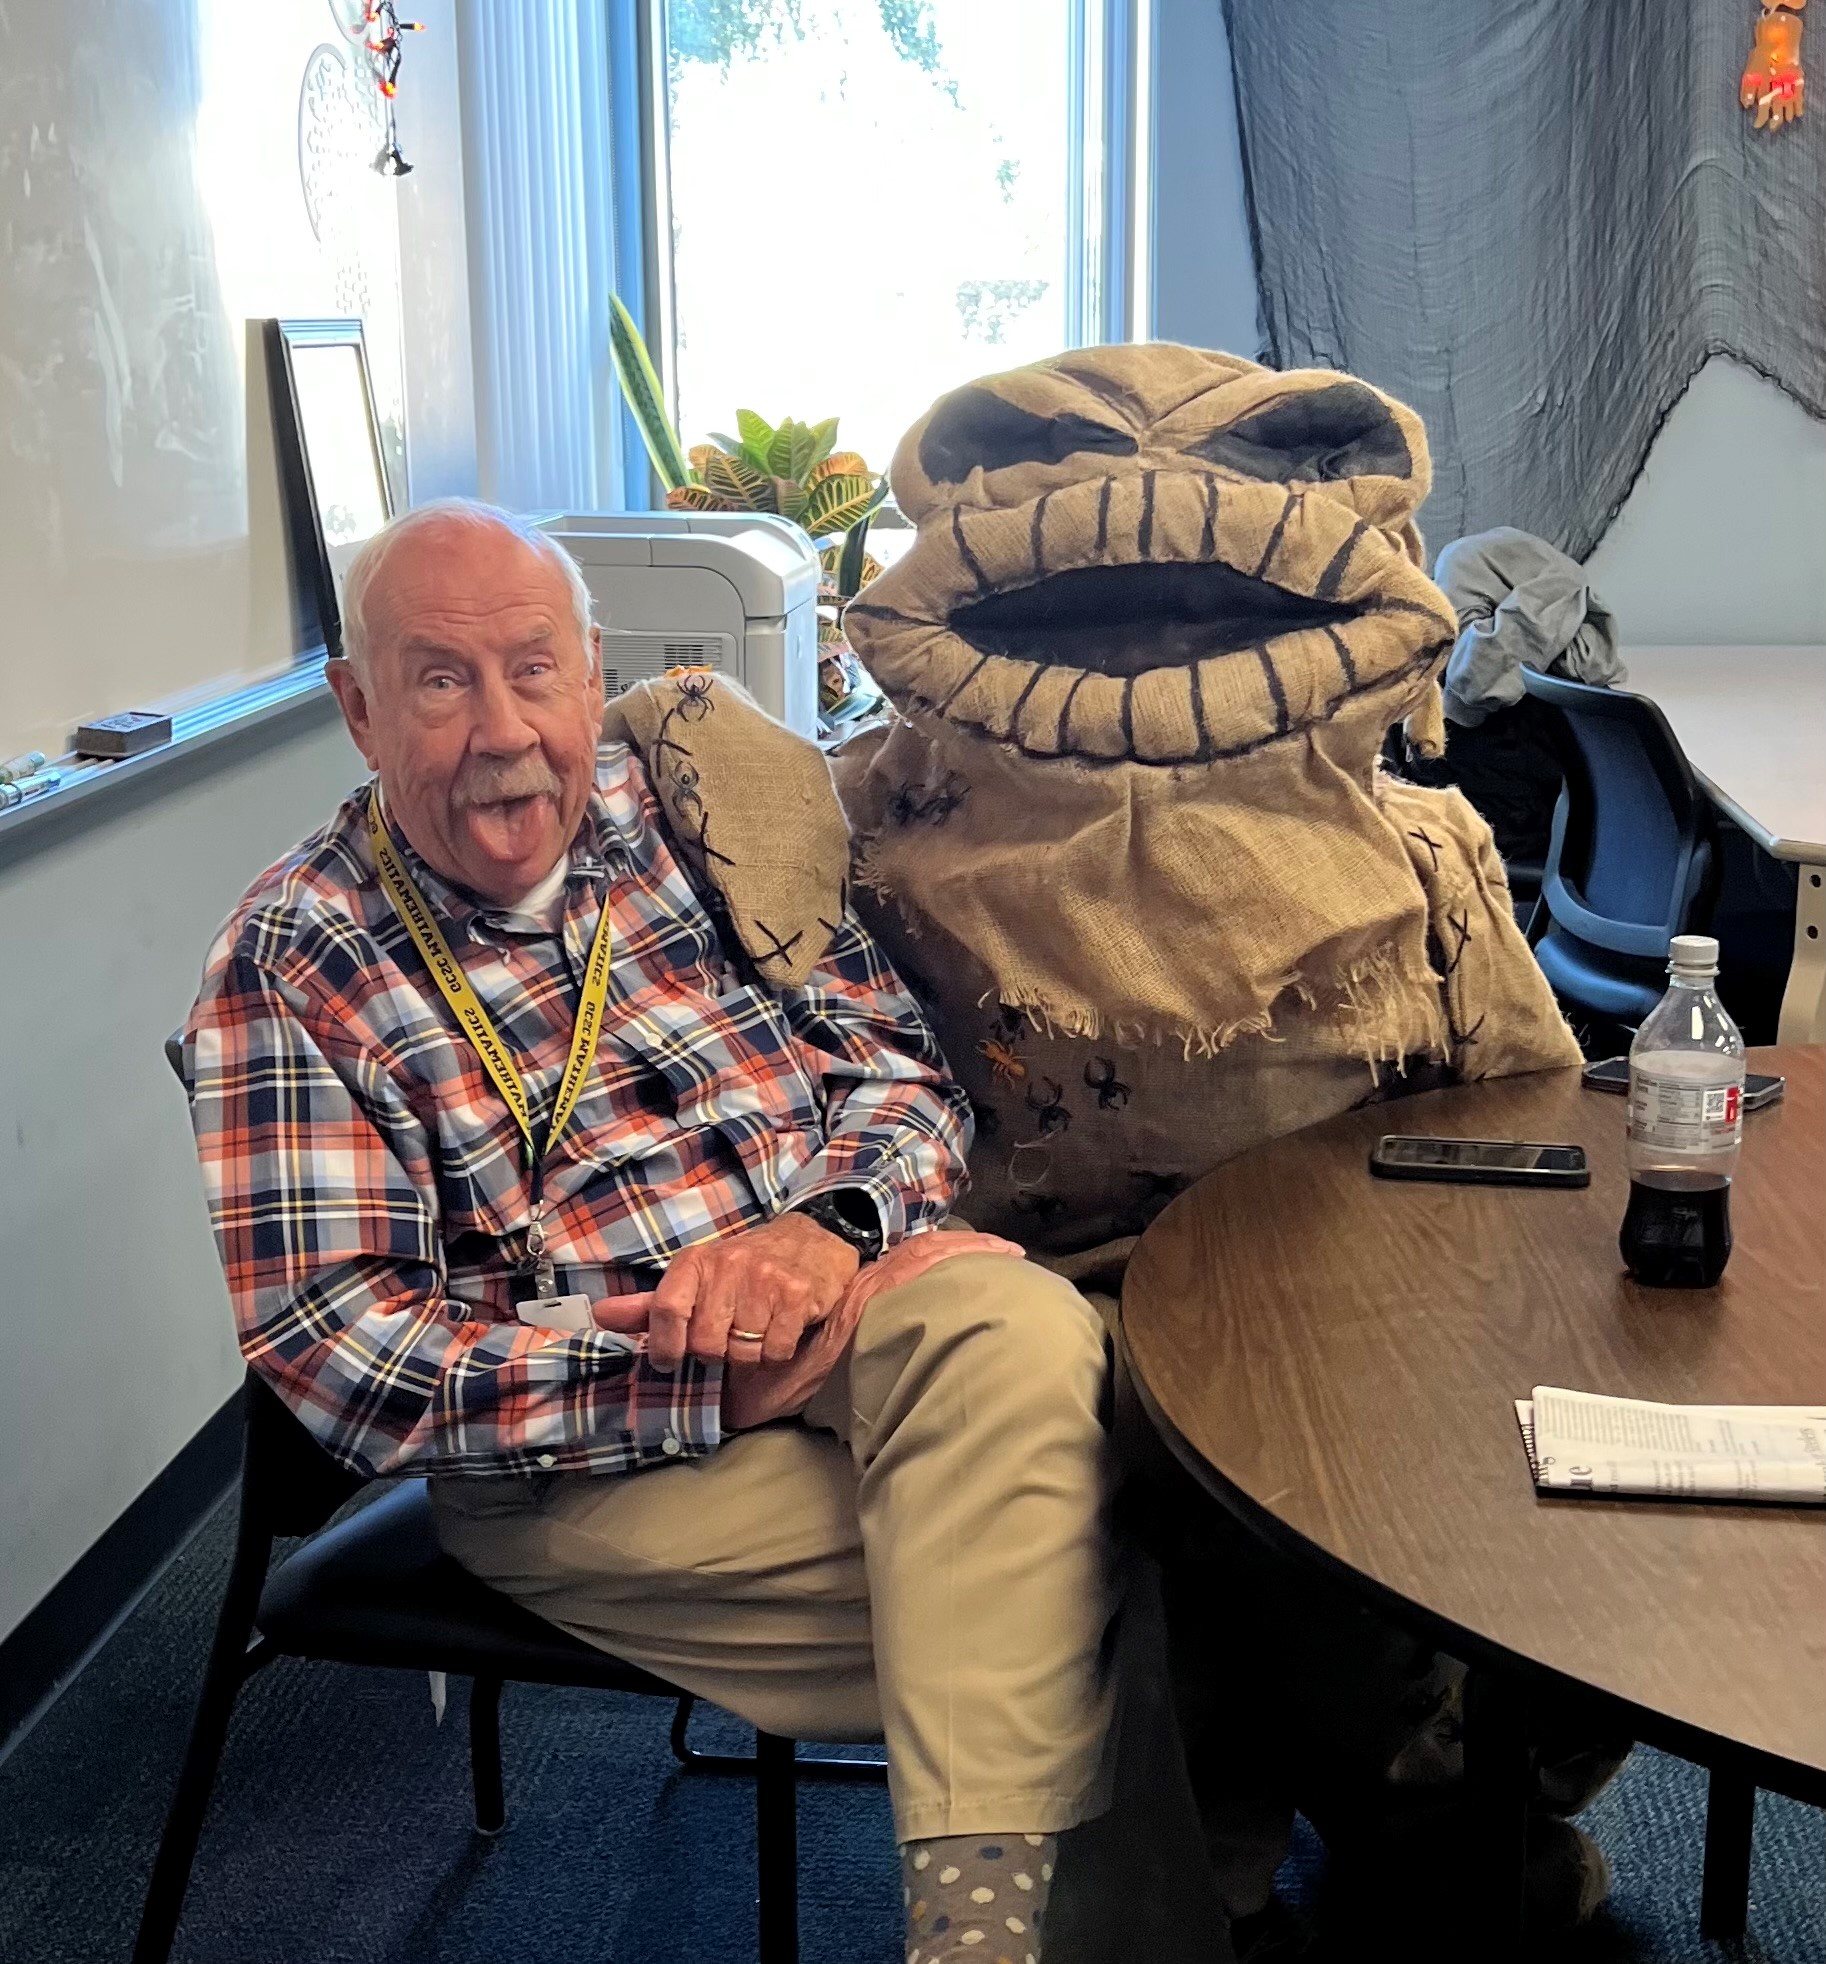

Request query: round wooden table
[{"left": 1121, "top": 1047, "right": 1825, "bottom": 1947}]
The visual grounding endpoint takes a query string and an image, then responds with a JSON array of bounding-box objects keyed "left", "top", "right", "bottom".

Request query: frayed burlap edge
[{"left": 858, "top": 850, "right": 1452, "bottom": 1068}]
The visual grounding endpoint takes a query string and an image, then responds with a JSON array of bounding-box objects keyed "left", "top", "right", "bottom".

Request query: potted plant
[{"left": 609, "top": 295, "right": 888, "bottom": 724}]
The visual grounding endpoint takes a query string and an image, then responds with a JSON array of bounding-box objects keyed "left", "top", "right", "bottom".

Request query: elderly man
[{"left": 185, "top": 500, "right": 1115, "bottom": 1962}]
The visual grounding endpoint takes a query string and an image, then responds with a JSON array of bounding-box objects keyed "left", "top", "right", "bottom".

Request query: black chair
[
  {"left": 1519, "top": 668, "right": 1717, "bottom": 1048},
  {"left": 139, "top": 1054, "right": 883, "bottom": 1964}
]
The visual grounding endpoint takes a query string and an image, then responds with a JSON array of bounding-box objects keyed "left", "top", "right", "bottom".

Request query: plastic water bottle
[{"left": 1620, "top": 936, "right": 1745, "bottom": 1288}]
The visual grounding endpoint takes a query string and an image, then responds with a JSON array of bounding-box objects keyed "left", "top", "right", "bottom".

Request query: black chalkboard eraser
[{"left": 74, "top": 710, "right": 174, "bottom": 758}]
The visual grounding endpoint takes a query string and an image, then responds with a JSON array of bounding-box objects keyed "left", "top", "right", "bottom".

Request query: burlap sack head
[
  {"left": 856, "top": 342, "right": 1449, "bottom": 770},
  {"left": 841, "top": 343, "right": 1463, "bottom": 1055}
]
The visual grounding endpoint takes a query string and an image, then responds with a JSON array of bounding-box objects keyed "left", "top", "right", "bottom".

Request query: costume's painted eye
[
  {"left": 1190, "top": 380, "right": 1411, "bottom": 483},
  {"left": 917, "top": 386, "right": 1138, "bottom": 484}
]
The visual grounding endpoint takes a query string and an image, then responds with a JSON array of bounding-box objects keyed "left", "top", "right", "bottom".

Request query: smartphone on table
[
  {"left": 1581, "top": 1056, "right": 1785, "bottom": 1110},
  {"left": 1368, "top": 1136, "right": 1591, "bottom": 1188}
]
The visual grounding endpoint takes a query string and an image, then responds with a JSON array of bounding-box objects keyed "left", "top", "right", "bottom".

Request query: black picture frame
[{"left": 261, "top": 317, "right": 394, "bottom": 660}]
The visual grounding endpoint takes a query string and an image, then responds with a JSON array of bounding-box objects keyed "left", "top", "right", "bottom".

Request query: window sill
[{"left": 0, "top": 656, "right": 339, "bottom": 864}]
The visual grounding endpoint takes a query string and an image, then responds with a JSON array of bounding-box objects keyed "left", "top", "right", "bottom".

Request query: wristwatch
[{"left": 788, "top": 1188, "right": 885, "bottom": 1261}]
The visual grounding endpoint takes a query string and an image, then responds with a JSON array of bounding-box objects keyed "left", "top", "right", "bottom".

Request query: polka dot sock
[{"left": 900, "top": 1831, "right": 1056, "bottom": 1963}]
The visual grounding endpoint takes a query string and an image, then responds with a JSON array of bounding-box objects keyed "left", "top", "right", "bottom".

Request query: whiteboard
[{"left": 0, "top": 0, "right": 409, "bottom": 764}]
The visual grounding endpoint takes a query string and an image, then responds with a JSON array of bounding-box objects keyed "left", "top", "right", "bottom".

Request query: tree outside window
[{"left": 661, "top": 0, "right": 1075, "bottom": 476}]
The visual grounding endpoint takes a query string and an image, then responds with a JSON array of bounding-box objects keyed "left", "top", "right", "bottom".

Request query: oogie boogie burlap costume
[{"left": 835, "top": 342, "right": 1580, "bottom": 1261}]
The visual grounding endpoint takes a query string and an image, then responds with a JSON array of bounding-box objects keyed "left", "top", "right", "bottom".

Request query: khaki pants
[{"left": 430, "top": 1253, "right": 1118, "bottom": 1844}]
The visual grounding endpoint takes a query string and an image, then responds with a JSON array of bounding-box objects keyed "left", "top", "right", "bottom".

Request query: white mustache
[{"left": 453, "top": 757, "right": 564, "bottom": 809}]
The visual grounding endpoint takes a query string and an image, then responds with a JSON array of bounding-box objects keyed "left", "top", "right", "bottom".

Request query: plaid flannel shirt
[{"left": 185, "top": 745, "right": 972, "bottom": 1480}]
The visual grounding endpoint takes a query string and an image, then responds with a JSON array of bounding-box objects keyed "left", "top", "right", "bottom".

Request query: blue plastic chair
[{"left": 1519, "top": 668, "right": 1717, "bottom": 1041}]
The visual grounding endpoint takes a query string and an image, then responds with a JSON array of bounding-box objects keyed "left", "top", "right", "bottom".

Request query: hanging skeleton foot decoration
[
  {"left": 357, "top": 1, "right": 425, "bottom": 174},
  {"left": 1742, "top": 0, "right": 1806, "bottom": 129}
]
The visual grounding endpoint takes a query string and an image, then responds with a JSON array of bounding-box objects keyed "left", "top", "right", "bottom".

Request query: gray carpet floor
[{"left": 0, "top": 1500, "right": 1819, "bottom": 1963}]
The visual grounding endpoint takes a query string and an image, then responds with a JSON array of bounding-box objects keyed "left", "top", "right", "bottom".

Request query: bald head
[
  {"left": 340, "top": 499, "right": 595, "bottom": 681},
  {"left": 327, "top": 501, "right": 606, "bottom": 904}
]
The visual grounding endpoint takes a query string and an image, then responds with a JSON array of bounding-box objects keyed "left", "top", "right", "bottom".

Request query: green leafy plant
[
  {"left": 676, "top": 415, "right": 886, "bottom": 545},
  {"left": 607, "top": 299, "right": 891, "bottom": 718},
  {"left": 608, "top": 294, "right": 692, "bottom": 492},
  {"left": 606, "top": 297, "right": 888, "bottom": 575}
]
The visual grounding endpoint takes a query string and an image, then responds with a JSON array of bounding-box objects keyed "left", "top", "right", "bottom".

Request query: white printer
[{"left": 537, "top": 511, "right": 822, "bottom": 738}]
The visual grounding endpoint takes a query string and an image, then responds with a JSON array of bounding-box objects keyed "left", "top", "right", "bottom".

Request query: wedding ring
[{"left": 728, "top": 1327, "right": 767, "bottom": 1344}]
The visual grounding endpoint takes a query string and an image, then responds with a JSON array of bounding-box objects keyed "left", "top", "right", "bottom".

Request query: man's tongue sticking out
[
  {"left": 467, "top": 790, "right": 553, "bottom": 864},
  {"left": 455, "top": 755, "right": 566, "bottom": 879}
]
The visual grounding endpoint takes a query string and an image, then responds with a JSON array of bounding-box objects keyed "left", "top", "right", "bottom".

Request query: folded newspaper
[{"left": 1516, "top": 1387, "right": 1826, "bottom": 1504}]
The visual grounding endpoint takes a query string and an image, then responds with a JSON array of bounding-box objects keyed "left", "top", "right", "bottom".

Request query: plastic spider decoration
[
  {"left": 1083, "top": 1057, "right": 1131, "bottom": 1111},
  {"left": 672, "top": 670, "right": 720, "bottom": 720},
  {"left": 977, "top": 1037, "right": 1027, "bottom": 1086},
  {"left": 886, "top": 771, "right": 970, "bottom": 829},
  {"left": 1025, "top": 1076, "right": 1071, "bottom": 1136},
  {"left": 1010, "top": 1187, "right": 1069, "bottom": 1228},
  {"left": 668, "top": 761, "right": 704, "bottom": 818}
]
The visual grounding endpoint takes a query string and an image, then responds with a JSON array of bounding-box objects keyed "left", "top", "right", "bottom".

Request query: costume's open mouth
[
  {"left": 948, "top": 559, "right": 1358, "bottom": 678},
  {"left": 843, "top": 465, "right": 1458, "bottom": 765}
]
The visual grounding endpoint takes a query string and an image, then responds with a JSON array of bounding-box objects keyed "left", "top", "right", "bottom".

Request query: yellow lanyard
[{"left": 368, "top": 797, "right": 614, "bottom": 1280}]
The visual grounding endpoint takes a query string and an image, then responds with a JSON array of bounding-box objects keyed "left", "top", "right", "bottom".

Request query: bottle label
[{"left": 1629, "top": 1073, "right": 1742, "bottom": 1155}]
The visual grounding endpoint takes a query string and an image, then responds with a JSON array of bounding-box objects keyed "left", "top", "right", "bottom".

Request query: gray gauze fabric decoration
[
  {"left": 1221, "top": 0, "right": 1826, "bottom": 558},
  {"left": 1435, "top": 527, "right": 1625, "bottom": 727}
]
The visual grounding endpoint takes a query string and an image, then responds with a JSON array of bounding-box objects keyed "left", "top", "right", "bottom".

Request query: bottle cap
[{"left": 1669, "top": 934, "right": 1720, "bottom": 974}]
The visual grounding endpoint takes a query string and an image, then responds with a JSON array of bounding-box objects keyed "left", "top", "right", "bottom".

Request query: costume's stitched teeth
[
  {"left": 1192, "top": 646, "right": 1283, "bottom": 754},
  {"left": 1011, "top": 662, "right": 1087, "bottom": 756},
  {"left": 1061, "top": 671, "right": 1131, "bottom": 759},
  {"left": 1004, "top": 620, "right": 1403, "bottom": 764},
  {"left": 946, "top": 465, "right": 1303, "bottom": 589},
  {"left": 1127, "top": 666, "right": 1205, "bottom": 763},
  {"left": 1253, "top": 489, "right": 1304, "bottom": 582},
  {"left": 1030, "top": 491, "right": 1052, "bottom": 580},
  {"left": 1254, "top": 643, "right": 1291, "bottom": 735},
  {"left": 940, "top": 653, "right": 1032, "bottom": 742},
  {"left": 952, "top": 505, "right": 992, "bottom": 596},
  {"left": 1315, "top": 517, "right": 1369, "bottom": 601},
  {"left": 1198, "top": 475, "right": 1219, "bottom": 560}
]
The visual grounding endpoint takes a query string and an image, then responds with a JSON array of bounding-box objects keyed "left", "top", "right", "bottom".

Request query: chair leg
[
  {"left": 1699, "top": 1767, "right": 1755, "bottom": 1940},
  {"left": 470, "top": 1676, "right": 506, "bottom": 1834},
  {"left": 132, "top": 1507, "right": 271, "bottom": 1964},
  {"left": 1463, "top": 1670, "right": 1534, "bottom": 1964},
  {"left": 755, "top": 1731, "right": 800, "bottom": 1964},
  {"left": 672, "top": 1692, "right": 887, "bottom": 1785},
  {"left": 669, "top": 1692, "right": 699, "bottom": 1767}
]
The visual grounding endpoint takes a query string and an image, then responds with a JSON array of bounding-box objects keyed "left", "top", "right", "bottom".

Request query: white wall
[
  {"left": 0, "top": 712, "right": 362, "bottom": 1644},
  {"left": 1149, "top": 16, "right": 1823, "bottom": 648},
  {"left": 0, "top": 0, "right": 473, "bottom": 1649},
  {"left": 1584, "top": 358, "right": 1826, "bottom": 647}
]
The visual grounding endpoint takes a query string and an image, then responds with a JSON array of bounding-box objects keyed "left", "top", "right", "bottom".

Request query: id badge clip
[
  {"left": 512, "top": 1203, "right": 594, "bottom": 1332},
  {"left": 515, "top": 1293, "right": 595, "bottom": 1335}
]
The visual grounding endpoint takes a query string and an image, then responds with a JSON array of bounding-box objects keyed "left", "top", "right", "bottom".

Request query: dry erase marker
[
  {"left": 0, "top": 769, "right": 62, "bottom": 809},
  {"left": 0, "top": 750, "right": 47, "bottom": 784}
]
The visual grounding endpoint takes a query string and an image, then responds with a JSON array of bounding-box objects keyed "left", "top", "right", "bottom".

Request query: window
[{"left": 652, "top": 0, "right": 1146, "bottom": 479}]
